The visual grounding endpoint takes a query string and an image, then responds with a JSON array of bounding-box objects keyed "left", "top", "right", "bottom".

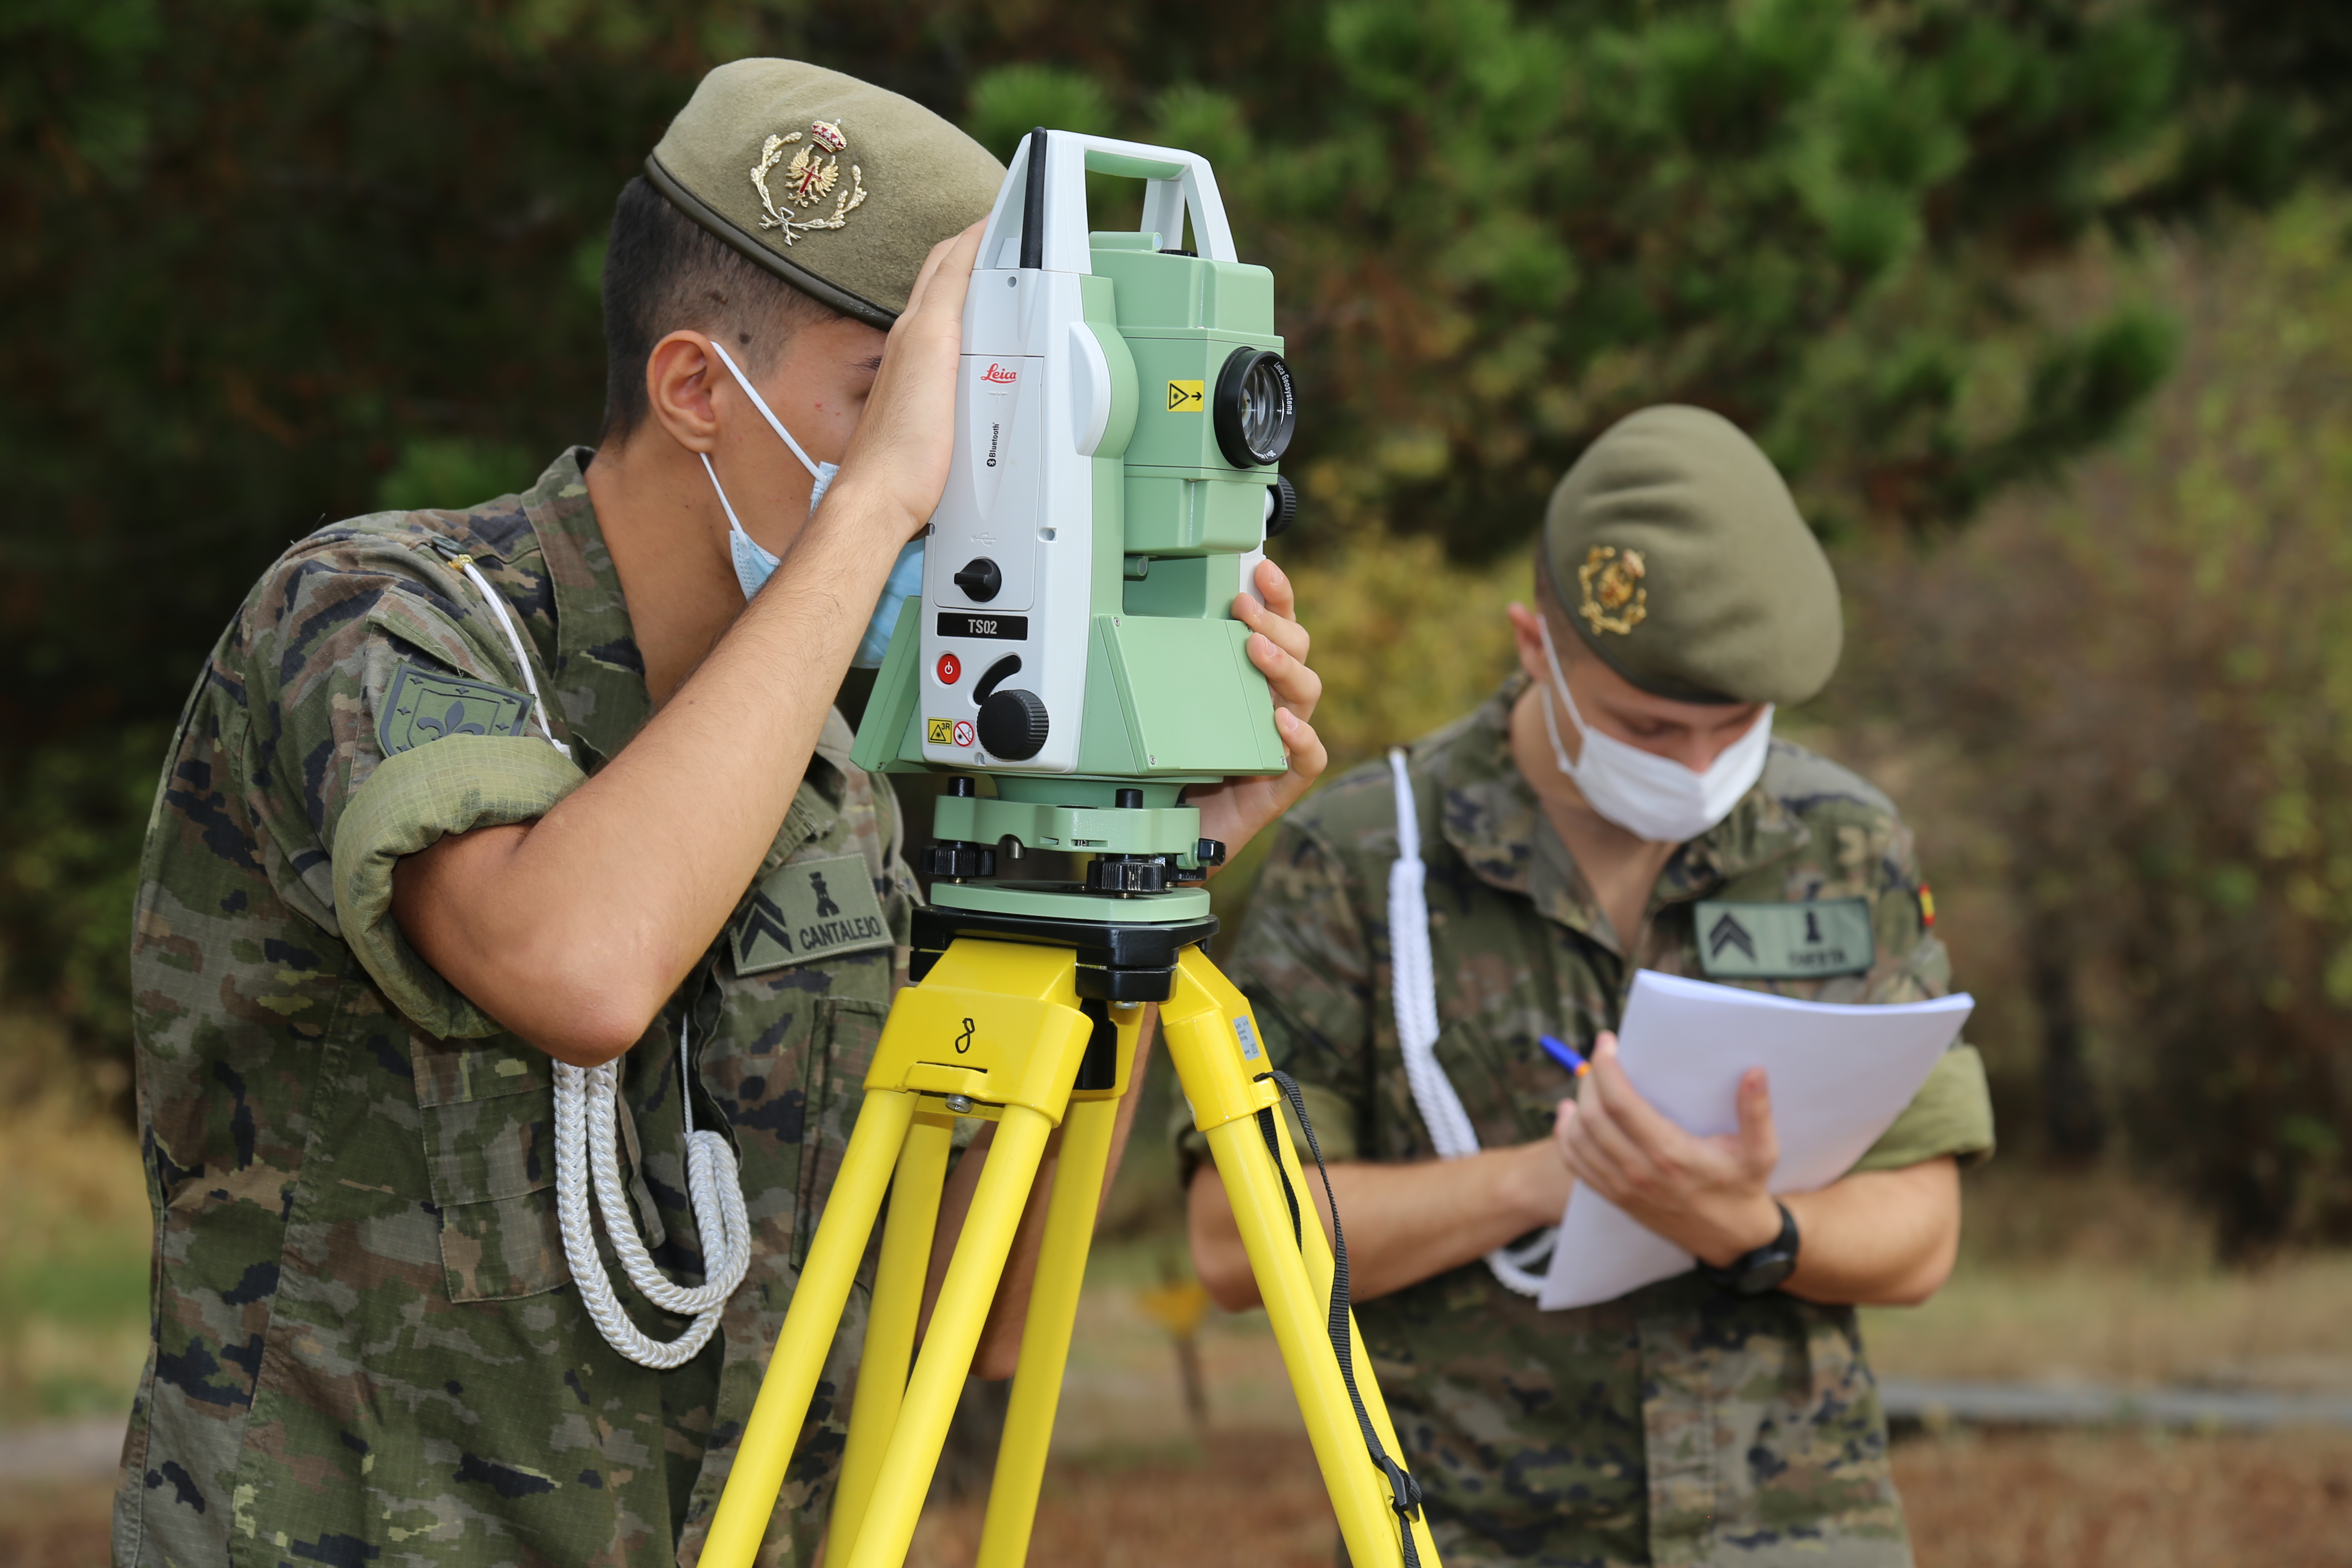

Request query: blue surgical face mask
[{"left": 699, "top": 340, "right": 922, "bottom": 666}]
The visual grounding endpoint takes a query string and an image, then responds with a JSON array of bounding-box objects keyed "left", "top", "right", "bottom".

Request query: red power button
[{"left": 936, "top": 653, "right": 962, "bottom": 685}]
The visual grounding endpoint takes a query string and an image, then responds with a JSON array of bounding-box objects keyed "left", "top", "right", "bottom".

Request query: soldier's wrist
[
  {"left": 1694, "top": 1192, "right": 1786, "bottom": 1270},
  {"left": 1507, "top": 1138, "right": 1572, "bottom": 1229}
]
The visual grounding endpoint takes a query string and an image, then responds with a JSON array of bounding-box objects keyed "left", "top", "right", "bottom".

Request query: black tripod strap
[{"left": 1254, "top": 1070, "right": 1424, "bottom": 1568}]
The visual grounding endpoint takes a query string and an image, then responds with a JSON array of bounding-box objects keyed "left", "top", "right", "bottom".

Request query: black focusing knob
[
  {"left": 977, "top": 688, "right": 1049, "bottom": 760},
  {"left": 953, "top": 557, "right": 1003, "bottom": 603},
  {"left": 1115, "top": 788, "right": 1144, "bottom": 809},
  {"left": 1194, "top": 838, "right": 1227, "bottom": 867},
  {"left": 1265, "top": 474, "right": 1299, "bottom": 539}
]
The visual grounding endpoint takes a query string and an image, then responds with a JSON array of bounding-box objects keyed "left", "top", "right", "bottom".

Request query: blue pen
[{"left": 1538, "top": 1034, "right": 1590, "bottom": 1078}]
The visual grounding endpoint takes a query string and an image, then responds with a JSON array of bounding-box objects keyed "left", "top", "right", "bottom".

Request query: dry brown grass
[{"left": 1897, "top": 1429, "right": 2352, "bottom": 1568}]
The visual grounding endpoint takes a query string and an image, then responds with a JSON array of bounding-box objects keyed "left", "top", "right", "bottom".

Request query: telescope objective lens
[{"left": 1213, "top": 348, "right": 1296, "bottom": 469}]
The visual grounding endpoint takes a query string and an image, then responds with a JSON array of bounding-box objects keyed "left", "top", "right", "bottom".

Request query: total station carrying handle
[{"left": 977, "top": 127, "right": 1240, "bottom": 273}]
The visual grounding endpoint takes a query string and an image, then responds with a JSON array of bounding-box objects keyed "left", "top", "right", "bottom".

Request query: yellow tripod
[{"left": 700, "top": 914, "right": 1439, "bottom": 1568}]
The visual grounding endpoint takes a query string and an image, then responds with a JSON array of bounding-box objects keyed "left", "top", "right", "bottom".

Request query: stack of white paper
[{"left": 1537, "top": 970, "right": 1973, "bottom": 1311}]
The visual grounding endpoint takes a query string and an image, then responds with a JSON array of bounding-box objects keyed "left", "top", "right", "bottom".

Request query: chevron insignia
[{"left": 1692, "top": 898, "right": 1874, "bottom": 981}]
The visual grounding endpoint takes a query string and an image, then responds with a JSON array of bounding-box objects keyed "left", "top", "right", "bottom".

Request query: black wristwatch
[{"left": 1697, "top": 1201, "right": 1800, "bottom": 1295}]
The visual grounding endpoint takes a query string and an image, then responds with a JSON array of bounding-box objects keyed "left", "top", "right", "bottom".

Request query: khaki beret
[
  {"left": 1539, "top": 405, "right": 1841, "bottom": 706},
  {"left": 646, "top": 59, "right": 1005, "bottom": 330}
]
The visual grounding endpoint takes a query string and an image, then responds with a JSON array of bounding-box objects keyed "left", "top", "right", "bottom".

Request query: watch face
[{"left": 1736, "top": 1251, "right": 1798, "bottom": 1295}]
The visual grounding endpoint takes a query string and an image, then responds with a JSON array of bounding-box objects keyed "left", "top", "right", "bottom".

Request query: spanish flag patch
[{"left": 1918, "top": 883, "right": 1936, "bottom": 929}]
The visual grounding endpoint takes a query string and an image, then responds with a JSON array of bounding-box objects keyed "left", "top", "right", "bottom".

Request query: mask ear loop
[
  {"left": 1534, "top": 618, "right": 1591, "bottom": 778},
  {"left": 705, "top": 337, "right": 824, "bottom": 481}
]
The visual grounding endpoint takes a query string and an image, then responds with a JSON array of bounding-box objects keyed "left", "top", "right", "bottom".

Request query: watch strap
[{"left": 1697, "top": 1200, "right": 1799, "bottom": 1294}]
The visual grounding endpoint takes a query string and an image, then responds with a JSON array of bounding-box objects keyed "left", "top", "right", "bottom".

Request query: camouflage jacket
[
  {"left": 117, "top": 449, "right": 916, "bottom": 1568},
  {"left": 1215, "top": 676, "right": 1994, "bottom": 1568}
]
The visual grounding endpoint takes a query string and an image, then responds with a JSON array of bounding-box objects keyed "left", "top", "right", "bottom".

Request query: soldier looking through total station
[
  {"left": 1185, "top": 406, "right": 1995, "bottom": 1568},
  {"left": 117, "top": 60, "right": 1329, "bottom": 1568}
]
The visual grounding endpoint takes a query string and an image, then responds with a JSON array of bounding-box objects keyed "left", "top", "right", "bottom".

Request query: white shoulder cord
[
  {"left": 1387, "top": 748, "right": 1555, "bottom": 1297},
  {"left": 444, "top": 553, "right": 571, "bottom": 761},
  {"left": 443, "top": 552, "right": 750, "bottom": 1367},
  {"left": 552, "top": 1019, "right": 751, "bottom": 1369}
]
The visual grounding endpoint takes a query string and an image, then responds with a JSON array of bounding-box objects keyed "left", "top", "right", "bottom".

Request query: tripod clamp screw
[{"left": 943, "top": 1094, "right": 976, "bottom": 1115}]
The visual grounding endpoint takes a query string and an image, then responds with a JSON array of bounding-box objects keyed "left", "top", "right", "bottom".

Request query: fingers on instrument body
[{"left": 903, "top": 221, "right": 986, "bottom": 323}]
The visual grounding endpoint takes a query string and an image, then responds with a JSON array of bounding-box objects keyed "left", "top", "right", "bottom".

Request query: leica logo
[{"left": 982, "top": 363, "right": 1018, "bottom": 385}]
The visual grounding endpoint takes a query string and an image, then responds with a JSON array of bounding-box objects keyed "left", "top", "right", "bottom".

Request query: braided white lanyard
[
  {"left": 443, "top": 551, "right": 749, "bottom": 1366},
  {"left": 1387, "top": 748, "right": 1555, "bottom": 1297}
]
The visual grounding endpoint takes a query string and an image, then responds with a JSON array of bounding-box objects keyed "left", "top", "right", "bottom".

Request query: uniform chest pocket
[
  {"left": 413, "top": 1038, "right": 569, "bottom": 1302},
  {"left": 793, "top": 996, "right": 889, "bottom": 1271}
]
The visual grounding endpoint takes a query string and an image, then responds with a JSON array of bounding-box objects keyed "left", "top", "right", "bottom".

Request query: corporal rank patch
[
  {"left": 1693, "top": 897, "right": 1874, "bottom": 981},
  {"left": 732, "top": 853, "right": 892, "bottom": 975},
  {"left": 379, "top": 662, "right": 535, "bottom": 756}
]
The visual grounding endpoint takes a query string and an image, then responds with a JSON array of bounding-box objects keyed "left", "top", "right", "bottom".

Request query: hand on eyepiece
[{"left": 820, "top": 220, "right": 986, "bottom": 546}]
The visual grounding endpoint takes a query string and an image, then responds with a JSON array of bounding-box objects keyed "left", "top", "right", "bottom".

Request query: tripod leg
[
  {"left": 1257, "top": 1085, "right": 1443, "bottom": 1568},
  {"left": 840, "top": 1102, "right": 1057, "bottom": 1568},
  {"left": 1164, "top": 950, "right": 1442, "bottom": 1568},
  {"left": 703, "top": 1088, "right": 918, "bottom": 1568},
  {"left": 974, "top": 1090, "right": 1124, "bottom": 1568},
  {"left": 831, "top": 1112, "right": 956, "bottom": 1568}
]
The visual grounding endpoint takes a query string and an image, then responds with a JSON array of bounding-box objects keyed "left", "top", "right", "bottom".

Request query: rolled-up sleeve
[{"left": 331, "top": 734, "right": 584, "bottom": 1038}]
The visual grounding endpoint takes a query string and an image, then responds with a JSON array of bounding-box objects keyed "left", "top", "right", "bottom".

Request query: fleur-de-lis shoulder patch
[{"left": 378, "top": 662, "right": 536, "bottom": 756}]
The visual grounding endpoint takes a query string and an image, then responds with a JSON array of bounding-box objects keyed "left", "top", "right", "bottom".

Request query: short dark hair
[{"left": 598, "top": 176, "right": 842, "bottom": 444}]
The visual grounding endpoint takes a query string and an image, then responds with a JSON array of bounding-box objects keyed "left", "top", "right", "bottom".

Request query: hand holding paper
[{"left": 1537, "top": 971, "right": 1973, "bottom": 1311}]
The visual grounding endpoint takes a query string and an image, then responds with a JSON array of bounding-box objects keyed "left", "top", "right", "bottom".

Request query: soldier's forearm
[
  {"left": 1187, "top": 1142, "right": 1572, "bottom": 1310},
  {"left": 1780, "top": 1158, "right": 1960, "bottom": 1307},
  {"left": 389, "top": 492, "right": 915, "bottom": 1064}
]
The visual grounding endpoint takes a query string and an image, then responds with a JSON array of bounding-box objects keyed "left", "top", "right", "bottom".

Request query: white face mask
[{"left": 1536, "top": 618, "right": 1772, "bottom": 843}]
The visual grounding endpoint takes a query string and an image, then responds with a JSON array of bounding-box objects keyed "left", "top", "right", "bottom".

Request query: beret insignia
[
  {"left": 750, "top": 119, "right": 870, "bottom": 245},
  {"left": 1577, "top": 545, "right": 1648, "bottom": 637}
]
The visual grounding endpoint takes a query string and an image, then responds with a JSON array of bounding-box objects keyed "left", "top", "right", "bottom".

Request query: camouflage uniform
[
  {"left": 1204, "top": 676, "right": 1994, "bottom": 1568},
  {"left": 117, "top": 448, "right": 913, "bottom": 1567}
]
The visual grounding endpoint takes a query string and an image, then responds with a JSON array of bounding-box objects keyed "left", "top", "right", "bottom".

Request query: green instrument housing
[{"left": 851, "top": 134, "right": 1291, "bottom": 902}]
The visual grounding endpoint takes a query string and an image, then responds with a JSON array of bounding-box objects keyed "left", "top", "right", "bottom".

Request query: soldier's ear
[
  {"left": 643, "top": 331, "right": 723, "bottom": 455},
  {"left": 1506, "top": 602, "right": 1552, "bottom": 685}
]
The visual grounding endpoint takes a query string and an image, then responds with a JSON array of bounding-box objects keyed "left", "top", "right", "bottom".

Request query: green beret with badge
[
  {"left": 1539, "top": 404, "right": 1842, "bottom": 707},
  {"left": 645, "top": 58, "right": 1007, "bottom": 329}
]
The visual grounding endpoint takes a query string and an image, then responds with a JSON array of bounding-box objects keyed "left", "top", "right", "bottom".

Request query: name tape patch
[
  {"left": 1693, "top": 898, "right": 1875, "bottom": 981},
  {"left": 732, "top": 853, "right": 893, "bottom": 976}
]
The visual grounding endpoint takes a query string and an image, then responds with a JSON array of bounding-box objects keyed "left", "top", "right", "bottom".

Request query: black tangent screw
[
  {"left": 1115, "top": 788, "right": 1143, "bottom": 809},
  {"left": 948, "top": 776, "right": 976, "bottom": 798},
  {"left": 1195, "top": 838, "right": 1227, "bottom": 867}
]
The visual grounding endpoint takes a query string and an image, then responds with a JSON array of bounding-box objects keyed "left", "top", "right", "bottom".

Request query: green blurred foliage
[
  {"left": 1, "top": 0, "right": 2345, "bottom": 1240},
  {"left": 1831, "top": 194, "right": 2352, "bottom": 1250}
]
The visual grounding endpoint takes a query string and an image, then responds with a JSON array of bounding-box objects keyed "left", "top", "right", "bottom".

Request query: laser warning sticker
[
  {"left": 928, "top": 718, "right": 954, "bottom": 744},
  {"left": 1693, "top": 897, "right": 1874, "bottom": 981},
  {"left": 1167, "top": 380, "right": 1204, "bottom": 412},
  {"left": 732, "top": 853, "right": 893, "bottom": 975}
]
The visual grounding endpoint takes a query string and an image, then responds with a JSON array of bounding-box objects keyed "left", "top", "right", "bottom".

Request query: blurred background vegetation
[{"left": 5, "top": 0, "right": 2352, "bottom": 1302}]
